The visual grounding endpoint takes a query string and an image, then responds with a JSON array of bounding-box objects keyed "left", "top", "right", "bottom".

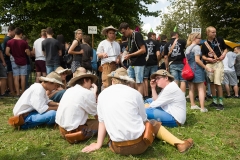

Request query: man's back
[
  {"left": 145, "top": 39, "right": 159, "bottom": 66},
  {"left": 33, "top": 37, "right": 46, "bottom": 61},
  {"left": 42, "top": 38, "right": 60, "bottom": 65}
]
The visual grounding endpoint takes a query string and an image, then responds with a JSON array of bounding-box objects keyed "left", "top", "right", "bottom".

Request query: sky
[{"left": 141, "top": 0, "right": 170, "bottom": 35}]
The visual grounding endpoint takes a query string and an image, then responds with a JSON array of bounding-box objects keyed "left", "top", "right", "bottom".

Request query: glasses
[
  {"left": 155, "top": 76, "right": 164, "bottom": 81},
  {"left": 196, "top": 37, "right": 201, "bottom": 39},
  {"left": 77, "top": 32, "right": 82, "bottom": 35}
]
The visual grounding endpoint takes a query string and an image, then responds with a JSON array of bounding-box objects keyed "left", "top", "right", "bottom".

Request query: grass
[{"left": 0, "top": 96, "right": 240, "bottom": 160}]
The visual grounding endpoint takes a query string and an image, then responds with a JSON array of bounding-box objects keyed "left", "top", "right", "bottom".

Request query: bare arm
[
  {"left": 25, "top": 49, "right": 30, "bottom": 56},
  {"left": 58, "top": 50, "right": 62, "bottom": 56},
  {"left": 195, "top": 55, "right": 211, "bottom": 72},
  {"left": 164, "top": 55, "right": 169, "bottom": 71},
  {"left": 219, "top": 49, "right": 228, "bottom": 60},
  {"left": 68, "top": 40, "right": 83, "bottom": 55},
  {"left": 5, "top": 47, "right": 11, "bottom": 56},
  {"left": 150, "top": 79, "right": 158, "bottom": 101},
  {"left": 0, "top": 51, "right": 6, "bottom": 66},
  {"left": 46, "top": 101, "right": 59, "bottom": 111},
  {"left": 156, "top": 50, "right": 161, "bottom": 62},
  {"left": 124, "top": 44, "right": 146, "bottom": 60}
]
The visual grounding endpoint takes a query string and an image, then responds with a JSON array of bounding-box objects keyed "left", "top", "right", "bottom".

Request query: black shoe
[
  {"left": 233, "top": 95, "right": 240, "bottom": 98},
  {"left": 206, "top": 94, "right": 212, "bottom": 98},
  {"left": 225, "top": 95, "right": 232, "bottom": 98},
  {"left": 216, "top": 104, "right": 224, "bottom": 110},
  {"left": 209, "top": 102, "right": 218, "bottom": 107}
]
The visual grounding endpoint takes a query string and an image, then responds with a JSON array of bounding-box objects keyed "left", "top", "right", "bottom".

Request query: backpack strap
[{"left": 168, "top": 38, "right": 178, "bottom": 56}]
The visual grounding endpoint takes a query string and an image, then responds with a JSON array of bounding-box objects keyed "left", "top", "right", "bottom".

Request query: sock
[
  {"left": 212, "top": 96, "right": 217, "bottom": 104},
  {"left": 156, "top": 126, "right": 184, "bottom": 146},
  {"left": 218, "top": 97, "right": 223, "bottom": 105}
]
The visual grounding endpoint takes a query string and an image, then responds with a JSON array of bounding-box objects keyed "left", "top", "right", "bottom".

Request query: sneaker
[
  {"left": 191, "top": 105, "right": 201, "bottom": 110},
  {"left": 209, "top": 102, "right": 218, "bottom": 107},
  {"left": 186, "top": 95, "right": 190, "bottom": 98},
  {"left": 174, "top": 138, "right": 194, "bottom": 153},
  {"left": 225, "top": 95, "right": 232, "bottom": 98},
  {"left": 200, "top": 108, "right": 208, "bottom": 112},
  {"left": 233, "top": 95, "right": 240, "bottom": 98},
  {"left": 216, "top": 104, "right": 224, "bottom": 111}
]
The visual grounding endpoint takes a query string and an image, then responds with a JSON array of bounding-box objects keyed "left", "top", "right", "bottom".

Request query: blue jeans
[
  {"left": 21, "top": 110, "right": 56, "bottom": 129},
  {"left": 50, "top": 90, "right": 66, "bottom": 103},
  {"left": 144, "top": 65, "right": 158, "bottom": 79},
  {"left": 46, "top": 65, "right": 59, "bottom": 74},
  {"left": 169, "top": 64, "right": 185, "bottom": 81},
  {"left": 145, "top": 98, "right": 177, "bottom": 128},
  {"left": 127, "top": 66, "right": 145, "bottom": 83}
]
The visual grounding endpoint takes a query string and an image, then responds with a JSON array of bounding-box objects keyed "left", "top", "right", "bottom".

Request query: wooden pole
[{"left": 92, "top": 34, "right": 94, "bottom": 48}]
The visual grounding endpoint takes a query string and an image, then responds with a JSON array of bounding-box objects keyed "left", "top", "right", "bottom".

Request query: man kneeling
[{"left": 55, "top": 71, "right": 98, "bottom": 144}]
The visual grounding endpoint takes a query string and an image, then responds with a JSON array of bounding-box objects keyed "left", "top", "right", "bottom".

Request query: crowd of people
[{"left": 1, "top": 23, "right": 240, "bottom": 156}]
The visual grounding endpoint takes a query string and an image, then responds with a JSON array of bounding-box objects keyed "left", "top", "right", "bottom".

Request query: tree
[
  {"left": 0, "top": 0, "right": 159, "bottom": 45},
  {"left": 195, "top": 0, "right": 240, "bottom": 42}
]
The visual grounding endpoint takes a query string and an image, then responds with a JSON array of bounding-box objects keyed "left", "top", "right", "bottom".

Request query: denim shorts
[
  {"left": 169, "top": 64, "right": 185, "bottom": 81},
  {"left": 46, "top": 65, "right": 59, "bottom": 74},
  {"left": 11, "top": 61, "right": 27, "bottom": 76},
  {"left": 144, "top": 65, "right": 158, "bottom": 79},
  {"left": 127, "top": 66, "right": 145, "bottom": 83}
]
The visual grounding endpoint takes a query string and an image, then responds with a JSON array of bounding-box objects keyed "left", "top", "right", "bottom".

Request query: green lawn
[{"left": 0, "top": 97, "right": 239, "bottom": 160}]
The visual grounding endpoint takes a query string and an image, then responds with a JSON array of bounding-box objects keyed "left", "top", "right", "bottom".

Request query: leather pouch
[
  {"left": 8, "top": 115, "right": 24, "bottom": 127},
  {"left": 143, "top": 121, "right": 155, "bottom": 146},
  {"left": 65, "top": 131, "right": 86, "bottom": 144}
]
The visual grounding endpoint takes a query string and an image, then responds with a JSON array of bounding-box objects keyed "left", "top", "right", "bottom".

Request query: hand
[
  {"left": 92, "top": 83, "right": 98, "bottom": 94},
  {"left": 81, "top": 143, "right": 100, "bottom": 153},
  {"left": 2, "top": 62, "right": 6, "bottom": 67},
  {"left": 115, "top": 58, "right": 120, "bottom": 64},
  {"left": 166, "top": 67, "right": 169, "bottom": 71},
  {"left": 102, "top": 53, "right": 108, "bottom": 58},
  {"left": 205, "top": 66, "right": 213, "bottom": 73},
  {"left": 150, "top": 79, "right": 157, "bottom": 89},
  {"left": 124, "top": 54, "right": 130, "bottom": 60},
  {"left": 79, "top": 49, "right": 84, "bottom": 54},
  {"left": 209, "top": 58, "right": 217, "bottom": 63},
  {"left": 218, "top": 55, "right": 225, "bottom": 61},
  {"left": 208, "top": 51, "right": 214, "bottom": 58}
]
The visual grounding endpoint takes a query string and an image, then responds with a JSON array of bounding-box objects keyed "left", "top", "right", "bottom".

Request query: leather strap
[
  {"left": 168, "top": 38, "right": 178, "bottom": 56},
  {"left": 204, "top": 41, "right": 218, "bottom": 60},
  {"left": 112, "top": 135, "right": 143, "bottom": 147}
]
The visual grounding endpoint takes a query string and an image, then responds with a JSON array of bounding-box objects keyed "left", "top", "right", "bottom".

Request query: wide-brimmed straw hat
[
  {"left": 107, "top": 67, "right": 135, "bottom": 83},
  {"left": 68, "top": 72, "right": 98, "bottom": 87},
  {"left": 150, "top": 69, "right": 174, "bottom": 81},
  {"left": 55, "top": 67, "right": 72, "bottom": 75},
  {"left": 101, "top": 25, "right": 118, "bottom": 35},
  {"left": 39, "top": 71, "right": 63, "bottom": 85}
]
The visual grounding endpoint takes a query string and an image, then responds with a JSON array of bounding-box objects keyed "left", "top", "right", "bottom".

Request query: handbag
[
  {"left": 8, "top": 115, "right": 25, "bottom": 130},
  {"left": 63, "top": 54, "right": 73, "bottom": 64},
  {"left": 143, "top": 121, "right": 155, "bottom": 146}
]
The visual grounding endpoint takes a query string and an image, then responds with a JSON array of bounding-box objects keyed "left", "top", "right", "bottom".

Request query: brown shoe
[{"left": 174, "top": 138, "right": 193, "bottom": 153}]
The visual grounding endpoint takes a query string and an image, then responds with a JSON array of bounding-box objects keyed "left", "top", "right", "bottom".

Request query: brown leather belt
[
  {"left": 175, "top": 120, "right": 181, "bottom": 126},
  {"left": 112, "top": 135, "right": 143, "bottom": 147}
]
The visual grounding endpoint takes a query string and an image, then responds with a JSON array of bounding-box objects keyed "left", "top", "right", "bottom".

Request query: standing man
[
  {"left": 119, "top": 22, "right": 146, "bottom": 96},
  {"left": 0, "top": 46, "right": 7, "bottom": 96},
  {"left": 42, "top": 27, "right": 62, "bottom": 74},
  {"left": 97, "top": 25, "right": 120, "bottom": 89},
  {"left": 2, "top": 25, "right": 15, "bottom": 96},
  {"left": 32, "top": 29, "right": 47, "bottom": 82},
  {"left": 143, "top": 32, "right": 160, "bottom": 99},
  {"left": 201, "top": 26, "right": 227, "bottom": 110},
  {"left": 164, "top": 32, "right": 186, "bottom": 94},
  {"left": 159, "top": 35, "right": 167, "bottom": 69},
  {"left": 6, "top": 27, "right": 30, "bottom": 97}
]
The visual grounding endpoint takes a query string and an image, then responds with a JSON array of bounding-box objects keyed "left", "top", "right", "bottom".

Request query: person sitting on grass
[
  {"left": 145, "top": 69, "right": 186, "bottom": 128},
  {"left": 11, "top": 72, "right": 62, "bottom": 129},
  {"left": 82, "top": 67, "right": 193, "bottom": 155},
  {"left": 55, "top": 71, "right": 98, "bottom": 144},
  {"left": 46, "top": 67, "right": 71, "bottom": 102}
]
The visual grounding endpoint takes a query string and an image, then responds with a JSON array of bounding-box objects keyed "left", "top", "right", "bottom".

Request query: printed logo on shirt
[
  {"left": 168, "top": 42, "right": 182, "bottom": 57},
  {"left": 146, "top": 41, "right": 155, "bottom": 55}
]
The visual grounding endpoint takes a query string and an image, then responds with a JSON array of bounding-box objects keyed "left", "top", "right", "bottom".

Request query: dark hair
[
  {"left": 161, "top": 35, "right": 167, "bottom": 41},
  {"left": 170, "top": 32, "right": 178, "bottom": 37},
  {"left": 75, "top": 77, "right": 92, "bottom": 86},
  {"left": 121, "top": 36, "right": 127, "bottom": 41},
  {"left": 46, "top": 27, "right": 53, "bottom": 35},
  {"left": 82, "top": 35, "right": 91, "bottom": 46},
  {"left": 119, "top": 22, "right": 129, "bottom": 30},
  {"left": 147, "top": 32, "right": 156, "bottom": 39},
  {"left": 14, "top": 27, "right": 23, "bottom": 35},
  {"left": 8, "top": 25, "right": 15, "bottom": 32},
  {"left": 57, "top": 34, "right": 65, "bottom": 44}
]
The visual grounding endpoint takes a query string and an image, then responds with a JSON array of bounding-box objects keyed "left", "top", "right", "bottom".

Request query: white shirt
[
  {"left": 96, "top": 40, "right": 120, "bottom": 65},
  {"left": 33, "top": 37, "right": 46, "bottom": 61},
  {"left": 55, "top": 84, "right": 97, "bottom": 131},
  {"left": 97, "top": 84, "right": 146, "bottom": 142},
  {"left": 223, "top": 51, "right": 236, "bottom": 72},
  {"left": 149, "top": 82, "right": 186, "bottom": 124},
  {"left": 13, "top": 83, "right": 51, "bottom": 116}
]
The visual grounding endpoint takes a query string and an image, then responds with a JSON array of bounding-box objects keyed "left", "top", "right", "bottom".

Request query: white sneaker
[
  {"left": 200, "top": 108, "right": 208, "bottom": 112},
  {"left": 191, "top": 105, "right": 201, "bottom": 110}
]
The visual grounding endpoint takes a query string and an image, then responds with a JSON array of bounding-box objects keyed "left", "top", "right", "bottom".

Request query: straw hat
[
  {"left": 107, "top": 67, "right": 135, "bottom": 83},
  {"left": 150, "top": 69, "right": 174, "bottom": 81},
  {"left": 68, "top": 72, "right": 98, "bottom": 87},
  {"left": 101, "top": 25, "right": 118, "bottom": 35},
  {"left": 55, "top": 67, "right": 72, "bottom": 75},
  {"left": 39, "top": 72, "right": 63, "bottom": 85}
]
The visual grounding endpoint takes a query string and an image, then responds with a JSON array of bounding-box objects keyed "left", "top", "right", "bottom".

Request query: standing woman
[
  {"left": 68, "top": 29, "right": 84, "bottom": 75},
  {"left": 185, "top": 33, "right": 211, "bottom": 112}
]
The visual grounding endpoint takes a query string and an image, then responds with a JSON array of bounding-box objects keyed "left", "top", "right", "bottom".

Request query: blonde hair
[
  {"left": 206, "top": 26, "right": 215, "bottom": 35},
  {"left": 111, "top": 78, "right": 136, "bottom": 89},
  {"left": 74, "top": 29, "right": 83, "bottom": 39},
  {"left": 186, "top": 33, "right": 201, "bottom": 47}
]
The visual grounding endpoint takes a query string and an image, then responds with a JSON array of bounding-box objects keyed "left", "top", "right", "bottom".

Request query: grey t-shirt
[{"left": 42, "top": 38, "right": 61, "bottom": 65}]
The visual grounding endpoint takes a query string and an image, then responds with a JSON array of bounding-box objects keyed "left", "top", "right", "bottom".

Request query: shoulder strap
[
  {"left": 132, "top": 31, "right": 139, "bottom": 50},
  {"left": 215, "top": 38, "right": 223, "bottom": 55},
  {"left": 168, "top": 38, "right": 178, "bottom": 56},
  {"left": 204, "top": 41, "right": 218, "bottom": 59}
]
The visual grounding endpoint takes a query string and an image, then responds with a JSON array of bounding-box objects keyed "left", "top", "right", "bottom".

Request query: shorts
[
  {"left": 127, "top": 66, "right": 145, "bottom": 83},
  {"left": 11, "top": 61, "right": 27, "bottom": 76},
  {"left": 35, "top": 60, "right": 46, "bottom": 72},
  {"left": 169, "top": 64, "right": 185, "bottom": 82},
  {"left": 222, "top": 71, "right": 238, "bottom": 86},
  {"left": 6, "top": 60, "right": 13, "bottom": 72},
  {"left": 206, "top": 61, "right": 224, "bottom": 85},
  {"left": 144, "top": 65, "right": 158, "bottom": 79},
  {"left": 0, "top": 63, "right": 7, "bottom": 78}
]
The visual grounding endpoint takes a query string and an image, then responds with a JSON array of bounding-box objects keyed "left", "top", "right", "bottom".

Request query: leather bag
[
  {"left": 65, "top": 131, "right": 86, "bottom": 144},
  {"left": 8, "top": 115, "right": 24, "bottom": 127},
  {"left": 143, "top": 121, "right": 155, "bottom": 146}
]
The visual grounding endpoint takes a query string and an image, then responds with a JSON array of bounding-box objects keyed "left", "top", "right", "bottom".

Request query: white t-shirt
[
  {"left": 55, "top": 84, "right": 97, "bottom": 131},
  {"left": 33, "top": 37, "right": 46, "bottom": 61},
  {"left": 96, "top": 40, "right": 120, "bottom": 65},
  {"left": 13, "top": 83, "right": 51, "bottom": 116},
  {"left": 223, "top": 51, "right": 236, "bottom": 72},
  {"left": 97, "top": 84, "right": 146, "bottom": 142},
  {"left": 149, "top": 82, "right": 186, "bottom": 124}
]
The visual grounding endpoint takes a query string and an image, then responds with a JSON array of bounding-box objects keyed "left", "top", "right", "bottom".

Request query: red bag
[{"left": 181, "top": 59, "right": 194, "bottom": 81}]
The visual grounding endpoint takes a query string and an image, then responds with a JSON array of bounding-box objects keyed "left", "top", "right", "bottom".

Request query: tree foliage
[
  {"left": 196, "top": 0, "right": 240, "bottom": 42},
  {"left": 0, "top": 0, "right": 159, "bottom": 44}
]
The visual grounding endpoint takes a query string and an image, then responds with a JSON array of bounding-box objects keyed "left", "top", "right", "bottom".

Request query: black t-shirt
[
  {"left": 145, "top": 39, "right": 159, "bottom": 66},
  {"left": 159, "top": 41, "right": 167, "bottom": 58},
  {"left": 164, "top": 38, "right": 186, "bottom": 64},
  {"left": 81, "top": 44, "right": 93, "bottom": 70},
  {"left": 0, "top": 45, "right": 2, "bottom": 63},
  {"left": 42, "top": 38, "right": 61, "bottom": 65},
  {"left": 72, "top": 40, "right": 82, "bottom": 62},
  {"left": 201, "top": 37, "right": 226, "bottom": 64},
  {"left": 2, "top": 36, "right": 12, "bottom": 61},
  {"left": 128, "top": 32, "right": 146, "bottom": 66}
]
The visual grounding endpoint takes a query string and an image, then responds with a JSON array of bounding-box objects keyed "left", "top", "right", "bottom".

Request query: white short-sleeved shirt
[
  {"left": 33, "top": 38, "right": 46, "bottom": 61},
  {"left": 149, "top": 82, "right": 186, "bottom": 124},
  {"left": 96, "top": 40, "right": 120, "bottom": 65},
  {"left": 55, "top": 84, "right": 97, "bottom": 131},
  {"left": 223, "top": 51, "right": 237, "bottom": 72},
  {"left": 97, "top": 84, "right": 146, "bottom": 142},
  {"left": 13, "top": 83, "right": 51, "bottom": 116}
]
